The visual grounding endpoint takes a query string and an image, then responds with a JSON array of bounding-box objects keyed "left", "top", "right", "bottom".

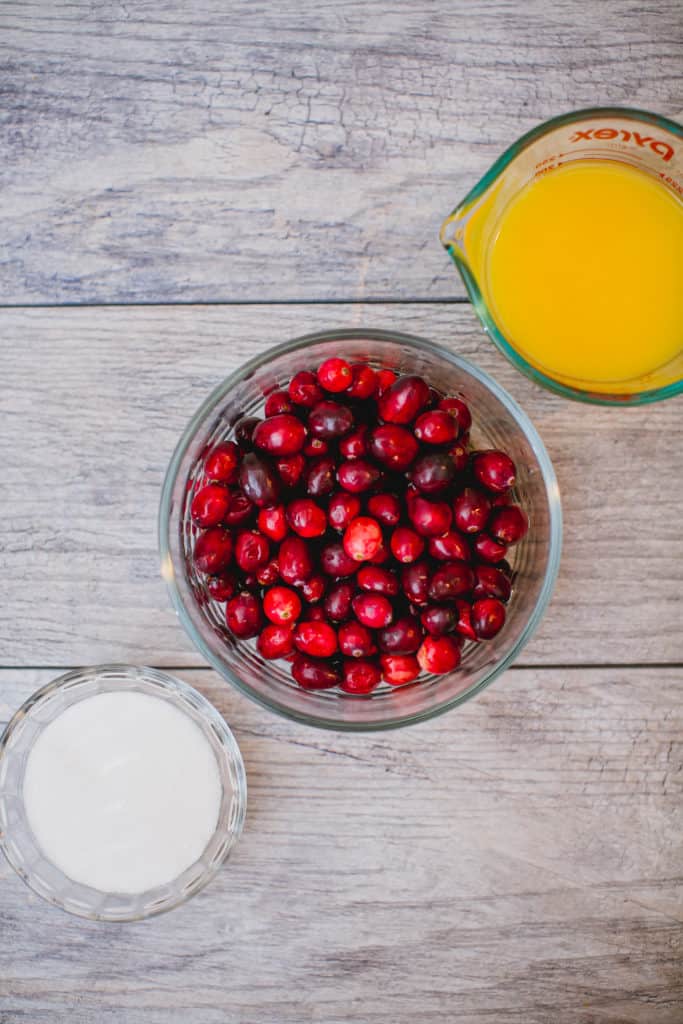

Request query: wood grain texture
[
  {"left": 0, "top": 666, "right": 681, "bottom": 1024},
  {"left": 2, "top": 302, "right": 682, "bottom": 667},
  {"left": 1, "top": 0, "right": 682, "bottom": 303}
]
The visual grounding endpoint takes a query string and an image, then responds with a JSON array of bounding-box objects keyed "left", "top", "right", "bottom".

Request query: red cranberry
[
  {"left": 338, "top": 620, "right": 376, "bottom": 658},
  {"left": 357, "top": 566, "right": 400, "bottom": 596},
  {"left": 256, "top": 558, "right": 280, "bottom": 586},
  {"left": 301, "top": 605, "right": 326, "bottom": 623},
  {"left": 328, "top": 492, "right": 362, "bottom": 531},
  {"left": 438, "top": 396, "right": 471, "bottom": 435},
  {"left": 293, "top": 620, "right": 338, "bottom": 658},
  {"left": 278, "top": 535, "right": 313, "bottom": 584},
  {"left": 317, "top": 357, "right": 352, "bottom": 393},
  {"left": 401, "top": 561, "right": 431, "bottom": 605},
  {"left": 408, "top": 452, "right": 456, "bottom": 495},
  {"left": 339, "top": 424, "right": 369, "bottom": 460},
  {"left": 367, "top": 493, "right": 401, "bottom": 526},
  {"left": 347, "top": 363, "right": 378, "bottom": 399},
  {"left": 286, "top": 498, "right": 327, "bottom": 538},
  {"left": 472, "top": 450, "right": 516, "bottom": 493},
  {"left": 258, "top": 623, "right": 295, "bottom": 659},
  {"left": 299, "top": 574, "right": 326, "bottom": 604},
  {"left": 241, "top": 573, "right": 259, "bottom": 592},
  {"left": 204, "top": 441, "right": 239, "bottom": 484},
  {"left": 421, "top": 605, "right": 456, "bottom": 637},
  {"left": 289, "top": 371, "right": 323, "bottom": 408},
  {"left": 413, "top": 410, "right": 458, "bottom": 445},
  {"left": 429, "top": 531, "right": 470, "bottom": 562},
  {"left": 453, "top": 487, "right": 491, "bottom": 534},
  {"left": 190, "top": 484, "right": 231, "bottom": 528},
  {"left": 224, "top": 490, "right": 254, "bottom": 527},
  {"left": 473, "top": 565, "right": 512, "bottom": 602},
  {"left": 473, "top": 534, "right": 508, "bottom": 563},
  {"left": 291, "top": 655, "right": 340, "bottom": 690},
  {"left": 488, "top": 505, "right": 528, "bottom": 544},
  {"left": 369, "top": 540, "right": 390, "bottom": 565},
  {"left": 324, "top": 581, "right": 356, "bottom": 622},
  {"left": 390, "top": 526, "right": 425, "bottom": 563},
  {"left": 381, "top": 654, "right": 420, "bottom": 686},
  {"left": 309, "top": 401, "right": 354, "bottom": 439},
  {"left": 378, "top": 374, "right": 430, "bottom": 424},
  {"left": 471, "top": 598, "right": 506, "bottom": 639},
  {"left": 253, "top": 414, "right": 307, "bottom": 456},
  {"left": 239, "top": 452, "right": 281, "bottom": 508},
  {"left": 369, "top": 424, "right": 419, "bottom": 470},
  {"left": 264, "top": 390, "right": 294, "bottom": 416},
  {"left": 320, "top": 541, "right": 358, "bottom": 578},
  {"left": 408, "top": 496, "right": 452, "bottom": 538},
  {"left": 341, "top": 659, "right": 381, "bottom": 694},
  {"left": 352, "top": 593, "right": 393, "bottom": 629},
  {"left": 378, "top": 615, "right": 422, "bottom": 655},
  {"left": 207, "top": 571, "right": 237, "bottom": 602},
  {"left": 234, "top": 417, "right": 261, "bottom": 447},
  {"left": 235, "top": 530, "right": 270, "bottom": 572},
  {"left": 417, "top": 634, "right": 461, "bottom": 673},
  {"left": 428, "top": 561, "right": 474, "bottom": 601},
  {"left": 194, "top": 527, "right": 233, "bottom": 574},
  {"left": 263, "top": 585, "right": 302, "bottom": 625},
  {"left": 305, "top": 455, "right": 336, "bottom": 497},
  {"left": 376, "top": 368, "right": 397, "bottom": 394},
  {"left": 337, "top": 459, "right": 381, "bottom": 493},
  {"left": 343, "top": 516, "right": 383, "bottom": 562},
  {"left": 303, "top": 437, "right": 329, "bottom": 457},
  {"left": 448, "top": 438, "right": 469, "bottom": 472},
  {"left": 276, "top": 454, "right": 305, "bottom": 488},
  {"left": 454, "top": 599, "right": 477, "bottom": 640},
  {"left": 257, "top": 504, "right": 288, "bottom": 542},
  {"left": 226, "top": 592, "right": 263, "bottom": 638}
]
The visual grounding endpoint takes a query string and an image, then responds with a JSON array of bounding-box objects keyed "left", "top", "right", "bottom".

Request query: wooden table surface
[{"left": 1, "top": 3, "right": 681, "bottom": 1022}]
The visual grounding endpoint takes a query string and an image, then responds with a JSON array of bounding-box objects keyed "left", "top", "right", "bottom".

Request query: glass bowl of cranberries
[{"left": 160, "top": 329, "right": 561, "bottom": 730}]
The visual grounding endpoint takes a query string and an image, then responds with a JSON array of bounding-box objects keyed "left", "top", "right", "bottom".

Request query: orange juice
[{"left": 483, "top": 161, "right": 683, "bottom": 386}]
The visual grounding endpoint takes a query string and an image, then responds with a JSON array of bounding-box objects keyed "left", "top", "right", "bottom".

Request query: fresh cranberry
[
  {"left": 341, "top": 659, "right": 381, "bottom": 694},
  {"left": 276, "top": 454, "right": 305, "bottom": 488},
  {"left": 473, "top": 565, "right": 512, "bottom": 602},
  {"left": 454, "top": 599, "right": 477, "bottom": 640},
  {"left": 376, "top": 368, "right": 397, "bottom": 395},
  {"left": 337, "top": 459, "right": 381, "bottom": 493},
  {"left": 317, "top": 357, "right": 352, "bottom": 393},
  {"left": 471, "top": 598, "right": 506, "bottom": 639},
  {"left": 291, "top": 655, "right": 340, "bottom": 690},
  {"left": 378, "top": 615, "right": 422, "bottom": 655},
  {"left": 413, "top": 410, "right": 458, "bottom": 445},
  {"left": 352, "top": 593, "right": 393, "bottom": 629},
  {"left": 472, "top": 450, "right": 516, "bottom": 493},
  {"left": 428, "top": 562, "right": 474, "bottom": 601},
  {"left": 381, "top": 654, "right": 420, "bottom": 686},
  {"left": 473, "top": 534, "right": 508, "bottom": 563},
  {"left": 338, "top": 621, "right": 376, "bottom": 657},
  {"left": 257, "top": 504, "right": 288, "bottom": 542},
  {"left": 256, "top": 558, "right": 280, "bottom": 586},
  {"left": 264, "top": 390, "right": 294, "bottom": 416},
  {"left": 428, "top": 531, "right": 470, "bottom": 562},
  {"left": 369, "top": 540, "right": 390, "bottom": 565},
  {"left": 239, "top": 452, "right": 281, "bottom": 508},
  {"left": 301, "top": 605, "right": 326, "bottom": 622},
  {"left": 305, "top": 455, "right": 336, "bottom": 497},
  {"left": 194, "top": 528, "right": 233, "bottom": 574},
  {"left": 453, "top": 487, "right": 491, "bottom": 534},
  {"left": 369, "top": 424, "right": 419, "bottom": 470},
  {"left": 286, "top": 498, "right": 327, "bottom": 538},
  {"left": 226, "top": 592, "right": 263, "bottom": 638},
  {"left": 367, "top": 493, "right": 401, "bottom": 526},
  {"left": 293, "top": 620, "right": 338, "bottom": 658},
  {"left": 263, "top": 585, "right": 302, "bottom": 625},
  {"left": 190, "top": 484, "right": 231, "bottom": 528},
  {"left": 408, "top": 496, "right": 452, "bottom": 538},
  {"left": 357, "top": 566, "right": 400, "bottom": 596},
  {"left": 258, "top": 623, "right": 295, "bottom": 659},
  {"left": 401, "top": 561, "right": 431, "bottom": 605},
  {"left": 347, "top": 363, "right": 378, "bottom": 399},
  {"left": 278, "top": 535, "right": 313, "bottom": 584},
  {"left": 438, "top": 396, "right": 471, "bottom": 435},
  {"left": 253, "top": 414, "right": 307, "bottom": 456},
  {"left": 488, "top": 505, "right": 528, "bottom": 544},
  {"left": 339, "top": 424, "right": 369, "bottom": 460},
  {"left": 328, "top": 492, "right": 362, "bottom": 531},
  {"left": 299, "top": 574, "right": 326, "bottom": 604},
  {"left": 224, "top": 490, "right": 254, "bottom": 527},
  {"left": 420, "top": 605, "right": 456, "bottom": 637},
  {"left": 324, "top": 581, "right": 356, "bottom": 622},
  {"left": 390, "top": 526, "right": 425, "bottom": 563},
  {"left": 207, "top": 571, "right": 237, "bottom": 602},
  {"left": 320, "top": 541, "right": 358, "bottom": 578},
  {"left": 235, "top": 530, "right": 270, "bottom": 572},
  {"left": 378, "top": 375, "right": 430, "bottom": 424},
  {"left": 309, "top": 400, "right": 354, "bottom": 439},
  {"left": 448, "top": 438, "right": 469, "bottom": 472},
  {"left": 303, "top": 437, "right": 329, "bottom": 457},
  {"left": 408, "top": 452, "right": 456, "bottom": 495},
  {"left": 241, "top": 573, "right": 259, "bottom": 592},
  {"left": 343, "top": 516, "right": 383, "bottom": 562},
  {"left": 417, "top": 634, "right": 461, "bottom": 673},
  {"left": 234, "top": 417, "right": 261, "bottom": 447},
  {"left": 289, "top": 370, "right": 323, "bottom": 408},
  {"left": 204, "top": 441, "right": 239, "bottom": 484}
]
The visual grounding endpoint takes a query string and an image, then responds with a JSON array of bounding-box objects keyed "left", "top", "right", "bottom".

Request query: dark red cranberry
[
  {"left": 390, "top": 526, "right": 425, "bottom": 563},
  {"left": 204, "top": 441, "right": 239, "bottom": 484},
  {"left": 288, "top": 371, "right": 323, "bottom": 408},
  {"left": 263, "top": 585, "right": 302, "bottom": 625},
  {"left": 317, "top": 357, "right": 352, "bottom": 393},
  {"left": 278, "top": 535, "right": 313, "bottom": 584},
  {"left": 339, "top": 424, "right": 369, "bottom": 460},
  {"left": 235, "top": 530, "right": 270, "bottom": 572},
  {"left": 428, "top": 561, "right": 474, "bottom": 601},
  {"left": 491, "top": 491, "right": 511, "bottom": 507},
  {"left": 303, "top": 437, "right": 329, "bottom": 457},
  {"left": 299, "top": 574, "right": 326, "bottom": 604},
  {"left": 407, "top": 452, "right": 455, "bottom": 496},
  {"left": 194, "top": 528, "right": 233, "bottom": 574},
  {"left": 421, "top": 605, "right": 456, "bottom": 637},
  {"left": 224, "top": 490, "right": 254, "bottom": 527},
  {"left": 473, "top": 534, "right": 508, "bottom": 563},
  {"left": 367, "top": 493, "right": 401, "bottom": 526},
  {"left": 343, "top": 516, "right": 383, "bottom": 562},
  {"left": 256, "top": 557, "right": 280, "bottom": 586},
  {"left": 293, "top": 620, "right": 338, "bottom": 658},
  {"left": 276, "top": 454, "right": 305, "bottom": 488},
  {"left": 320, "top": 541, "right": 358, "bottom": 578},
  {"left": 369, "top": 540, "right": 390, "bottom": 565},
  {"left": 438, "top": 396, "right": 471, "bottom": 435},
  {"left": 258, "top": 623, "right": 295, "bottom": 659},
  {"left": 328, "top": 492, "right": 362, "bottom": 531},
  {"left": 337, "top": 459, "right": 381, "bottom": 493},
  {"left": 381, "top": 654, "right": 420, "bottom": 685},
  {"left": 488, "top": 505, "right": 529, "bottom": 544},
  {"left": 309, "top": 401, "right": 354, "bottom": 439},
  {"left": 226, "top": 592, "right": 263, "bottom": 638},
  {"left": 191, "top": 484, "right": 231, "bottom": 528},
  {"left": 428, "top": 531, "right": 470, "bottom": 562},
  {"left": 357, "top": 566, "right": 400, "bottom": 596},
  {"left": 207, "top": 571, "right": 237, "bottom": 602},
  {"left": 352, "top": 593, "right": 393, "bottom": 629},
  {"left": 347, "top": 364, "right": 378, "bottom": 399},
  {"left": 413, "top": 410, "right": 458, "bottom": 445},
  {"left": 376, "top": 368, "right": 397, "bottom": 394},
  {"left": 454, "top": 599, "right": 477, "bottom": 641},
  {"left": 286, "top": 498, "right": 327, "bottom": 538},
  {"left": 378, "top": 375, "right": 430, "bottom": 424},
  {"left": 417, "top": 634, "right": 461, "bottom": 673},
  {"left": 239, "top": 451, "right": 281, "bottom": 508},
  {"left": 473, "top": 565, "right": 512, "bottom": 602},
  {"left": 341, "top": 659, "right": 381, "bottom": 694},
  {"left": 291, "top": 655, "right": 340, "bottom": 690},
  {"left": 301, "top": 605, "right": 326, "bottom": 622},
  {"left": 448, "top": 438, "right": 469, "bottom": 472},
  {"left": 471, "top": 598, "right": 506, "bottom": 639},
  {"left": 338, "top": 620, "right": 376, "bottom": 658},
  {"left": 253, "top": 414, "right": 307, "bottom": 456},
  {"left": 234, "top": 417, "right": 261, "bottom": 447},
  {"left": 324, "top": 581, "right": 356, "bottom": 622},
  {"left": 378, "top": 615, "right": 422, "bottom": 655},
  {"left": 264, "top": 390, "right": 294, "bottom": 416},
  {"left": 472, "top": 450, "right": 516, "bottom": 493},
  {"left": 369, "top": 424, "right": 419, "bottom": 470},
  {"left": 453, "top": 487, "right": 491, "bottom": 534},
  {"left": 257, "top": 504, "right": 288, "bottom": 542},
  {"left": 305, "top": 455, "right": 336, "bottom": 497},
  {"left": 408, "top": 496, "right": 452, "bottom": 538},
  {"left": 401, "top": 561, "right": 431, "bottom": 605},
  {"left": 241, "top": 573, "right": 259, "bottom": 593}
]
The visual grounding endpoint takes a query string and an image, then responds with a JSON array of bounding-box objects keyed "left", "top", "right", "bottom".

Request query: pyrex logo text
[{"left": 569, "top": 128, "right": 674, "bottom": 163}]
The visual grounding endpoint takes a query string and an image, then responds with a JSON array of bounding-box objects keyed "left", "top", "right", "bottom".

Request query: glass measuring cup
[{"left": 440, "top": 108, "right": 683, "bottom": 405}]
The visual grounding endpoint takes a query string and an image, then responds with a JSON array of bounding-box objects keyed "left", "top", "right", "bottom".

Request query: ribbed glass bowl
[{"left": 160, "top": 329, "right": 562, "bottom": 730}]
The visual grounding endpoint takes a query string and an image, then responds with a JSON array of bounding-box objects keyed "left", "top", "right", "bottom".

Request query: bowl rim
[{"left": 159, "top": 328, "right": 563, "bottom": 731}]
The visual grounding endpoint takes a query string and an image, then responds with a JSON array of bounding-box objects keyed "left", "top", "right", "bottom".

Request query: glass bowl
[
  {"left": 159, "top": 329, "right": 562, "bottom": 731},
  {"left": 0, "top": 665, "right": 247, "bottom": 921}
]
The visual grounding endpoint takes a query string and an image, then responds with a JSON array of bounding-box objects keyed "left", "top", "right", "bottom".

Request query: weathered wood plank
[
  {"left": 1, "top": 303, "right": 682, "bottom": 667},
  {"left": 1, "top": 0, "right": 681, "bottom": 303},
  {"left": 0, "top": 666, "right": 681, "bottom": 1023}
]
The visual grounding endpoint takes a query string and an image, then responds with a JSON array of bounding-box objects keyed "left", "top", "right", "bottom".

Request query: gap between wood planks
[{"left": 0, "top": 298, "right": 472, "bottom": 309}]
